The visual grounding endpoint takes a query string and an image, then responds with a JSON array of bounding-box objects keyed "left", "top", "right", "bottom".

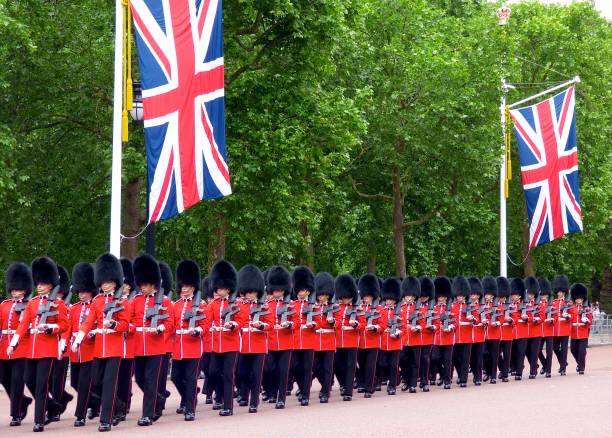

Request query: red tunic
[
  {"left": 79, "top": 293, "right": 130, "bottom": 359},
  {"left": 172, "top": 298, "right": 207, "bottom": 359},
  {"left": 401, "top": 302, "right": 423, "bottom": 347},
  {"left": 569, "top": 305, "right": 592, "bottom": 339},
  {"left": 454, "top": 302, "right": 475, "bottom": 344},
  {"left": 266, "top": 299, "right": 295, "bottom": 351},
  {"left": 526, "top": 301, "right": 541, "bottom": 338},
  {"left": 420, "top": 303, "right": 435, "bottom": 345},
  {"left": 164, "top": 300, "right": 175, "bottom": 354},
  {"left": 15, "top": 295, "right": 69, "bottom": 359},
  {"left": 205, "top": 298, "right": 247, "bottom": 353},
  {"left": 68, "top": 301, "right": 95, "bottom": 363},
  {"left": 335, "top": 304, "right": 363, "bottom": 349},
  {"left": 313, "top": 303, "right": 336, "bottom": 352},
  {"left": 539, "top": 301, "right": 554, "bottom": 337},
  {"left": 552, "top": 299, "right": 572, "bottom": 337},
  {"left": 358, "top": 303, "right": 384, "bottom": 349},
  {"left": 130, "top": 293, "right": 173, "bottom": 356},
  {"left": 0, "top": 299, "right": 30, "bottom": 359},
  {"left": 471, "top": 303, "right": 486, "bottom": 343},
  {"left": 432, "top": 304, "right": 456, "bottom": 346},
  {"left": 239, "top": 301, "right": 273, "bottom": 354},
  {"left": 380, "top": 306, "right": 401, "bottom": 351},
  {"left": 291, "top": 299, "right": 317, "bottom": 350},
  {"left": 510, "top": 302, "right": 531, "bottom": 339},
  {"left": 484, "top": 301, "right": 503, "bottom": 340}
]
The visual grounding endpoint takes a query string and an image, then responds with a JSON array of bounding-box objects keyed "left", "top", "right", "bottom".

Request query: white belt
[
  {"left": 96, "top": 328, "right": 116, "bottom": 334},
  {"left": 2, "top": 329, "right": 16, "bottom": 335},
  {"left": 176, "top": 329, "right": 195, "bottom": 335},
  {"left": 241, "top": 328, "right": 264, "bottom": 333},
  {"left": 316, "top": 329, "right": 335, "bottom": 334},
  {"left": 29, "top": 329, "right": 45, "bottom": 334},
  {"left": 135, "top": 327, "right": 157, "bottom": 333},
  {"left": 341, "top": 326, "right": 355, "bottom": 331},
  {"left": 210, "top": 327, "right": 230, "bottom": 332},
  {"left": 300, "top": 324, "right": 314, "bottom": 330}
]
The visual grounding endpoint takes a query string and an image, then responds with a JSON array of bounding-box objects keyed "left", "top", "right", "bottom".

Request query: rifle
[
  {"left": 347, "top": 297, "right": 365, "bottom": 322},
  {"left": 387, "top": 301, "right": 404, "bottom": 336},
  {"left": 277, "top": 294, "right": 295, "bottom": 325},
  {"left": 425, "top": 299, "right": 438, "bottom": 327},
  {"left": 461, "top": 297, "right": 479, "bottom": 316},
  {"left": 324, "top": 296, "right": 340, "bottom": 320},
  {"left": 365, "top": 298, "right": 381, "bottom": 327},
  {"left": 441, "top": 298, "right": 455, "bottom": 331},
  {"left": 503, "top": 299, "right": 514, "bottom": 322},
  {"left": 407, "top": 300, "right": 421, "bottom": 327},
  {"left": 145, "top": 287, "right": 169, "bottom": 328},
  {"left": 64, "top": 286, "right": 73, "bottom": 306},
  {"left": 302, "top": 292, "right": 323, "bottom": 325},
  {"left": 183, "top": 290, "right": 206, "bottom": 330},
  {"left": 103, "top": 285, "right": 125, "bottom": 321},
  {"left": 220, "top": 291, "right": 240, "bottom": 326},
  {"left": 37, "top": 285, "right": 60, "bottom": 325},
  {"left": 249, "top": 293, "right": 269, "bottom": 325},
  {"left": 486, "top": 297, "right": 500, "bottom": 323}
]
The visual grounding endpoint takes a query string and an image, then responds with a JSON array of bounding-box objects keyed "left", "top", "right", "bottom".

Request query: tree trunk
[
  {"left": 207, "top": 209, "right": 226, "bottom": 269},
  {"left": 121, "top": 177, "right": 141, "bottom": 259},
  {"left": 600, "top": 265, "right": 612, "bottom": 315},
  {"left": 297, "top": 221, "right": 315, "bottom": 269},
  {"left": 392, "top": 164, "right": 406, "bottom": 278},
  {"left": 522, "top": 220, "right": 535, "bottom": 276},
  {"left": 437, "top": 260, "right": 447, "bottom": 276},
  {"left": 367, "top": 254, "right": 376, "bottom": 274}
]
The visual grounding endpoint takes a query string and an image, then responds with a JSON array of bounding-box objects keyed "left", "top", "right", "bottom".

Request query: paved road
[{"left": 2, "top": 345, "right": 611, "bottom": 438}]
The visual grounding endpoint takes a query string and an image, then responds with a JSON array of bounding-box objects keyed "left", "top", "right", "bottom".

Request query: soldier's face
[
  {"left": 557, "top": 291, "right": 566, "bottom": 300},
  {"left": 437, "top": 297, "right": 447, "bottom": 305},
  {"left": 420, "top": 296, "right": 429, "bottom": 303},
  {"left": 123, "top": 284, "right": 132, "bottom": 295},
  {"left": 540, "top": 294, "right": 549, "bottom": 302},
  {"left": 245, "top": 291, "right": 257, "bottom": 301},
  {"left": 140, "top": 284, "right": 156, "bottom": 295},
  {"left": 456, "top": 296, "right": 466, "bottom": 303},
  {"left": 362, "top": 295, "right": 373, "bottom": 304},
  {"left": 403, "top": 295, "right": 415, "bottom": 304},
  {"left": 101, "top": 282, "right": 117, "bottom": 294},
  {"left": 10, "top": 290, "right": 25, "bottom": 300},
  {"left": 385, "top": 299, "right": 396, "bottom": 307},
  {"left": 272, "top": 290, "right": 284, "bottom": 299},
  {"left": 180, "top": 285, "right": 195, "bottom": 299},
  {"left": 484, "top": 293, "right": 494, "bottom": 301},
  {"left": 575, "top": 298, "right": 584, "bottom": 305},
  {"left": 217, "top": 288, "right": 229, "bottom": 298},
  {"left": 511, "top": 294, "right": 521, "bottom": 303},
  {"left": 527, "top": 293, "right": 535, "bottom": 301},
  {"left": 297, "top": 290, "right": 309, "bottom": 300},
  {"left": 470, "top": 294, "right": 479, "bottom": 302},
  {"left": 317, "top": 294, "right": 329, "bottom": 304},
  {"left": 78, "top": 291, "right": 93, "bottom": 302},
  {"left": 37, "top": 283, "right": 52, "bottom": 295},
  {"left": 341, "top": 298, "right": 352, "bottom": 305}
]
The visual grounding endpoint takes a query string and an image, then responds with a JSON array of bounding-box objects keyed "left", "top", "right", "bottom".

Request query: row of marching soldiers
[{"left": 0, "top": 255, "right": 593, "bottom": 432}]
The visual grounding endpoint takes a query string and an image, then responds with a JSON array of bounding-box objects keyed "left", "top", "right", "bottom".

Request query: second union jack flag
[
  {"left": 510, "top": 86, "right": 582, "bottom": 248},
  {"left": 131, "top": 0, "right": 231, "bottom": 224}
]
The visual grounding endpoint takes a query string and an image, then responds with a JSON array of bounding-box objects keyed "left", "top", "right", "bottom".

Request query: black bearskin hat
[
  {"left": 32, "top": 256, "right": 59, "bottom": 287},
  {"left": 381, "top": 278, "right": 401, "bottom": 302},
  {"left": 177, "top": 260, "right": 201, "bottom": 291},
  {"left": 401, "top": 276, "right": 421, "bottom": 299},
  {"left": 57, "top": 265, "right": 70, "bottom": 297},
  {"left": 266, "top": 266, "right": 292, "bottom": 295},
  {"left": 552, "top": 275, "right": 570, "bottom": 293},
  {"left": 510, "top": 278, "right": 526, "bottom": 298},
  {"left": 159, "top": 262, "right": 173, "bottom": 296},
  {"left": 292, "top": 266, "right": 315, "bottom": 296},
  {"left": 570, "top": 283, "right": 588, "bottom": 301},
  {"left": 468, "top": 277, "right": 483, "bottom": 297},
  {"left": 335, "top": 274, "right": 357, "bottom": 302},
  {"left": 94, "top": 253, "right": 123, "bottom": 289},
  {"left": 120, "top": 258, "right": 135, "bottom": 291},
  {"left": 133, "top": 254, "right": 161, "bottom": 288},
  {"left": 419, "top": 277, "right": 435, "bottom": 301},
  {"left": 452, "top": 276, "right": 471, "bottom": 298},
  {"left": 201, "top": 276, "right": 212, "bottom": 299},
  {"left": 5, "top": 262, "right": 33, "bottom": 297},
  {"left": 482, "top": 276, "right": 498, "bottom": 297},
  {"left": 496, "top": 277, "right": 510, "bottom": 298},
  {"left": 358, "top": 274, "right": 380, "bottom": 300},
  {"left": 538, "top": 277, "right": 552, "bottom": 296},
  {"left": 434, "top": 276, "right": 452, "bottom": 299},
  {"left": 525, "top": 276, "right": 540, "bottom": 298},
  {"left": 72, "top": 262, "right": 97, "bottom": 295},
  {"left": 210, "top": 260, "right": 238, "bottom": 294},
  {"left": 315, "top": 272, "right": 335, "bottom": 298},
  {"left": 237, "top": 264, "right": 265, "bottom": 299}
]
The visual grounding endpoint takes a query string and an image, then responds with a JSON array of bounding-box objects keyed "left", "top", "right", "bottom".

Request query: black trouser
[
  {"left": 400, "top": 346, "right": 421, "bottom": 389},
  {"left": 436, "top": 345, "right": 453, "bottom": 385},
  {"left": 263, "top": 350, "right": 291, "bottom": 403},
  {"left": 356, "top": 348, "right": 378, "bottom": 393},
  {"left": 115, "top": 358, "right": 133, "bottom": 416},
  {"left": 553, "top": 336, "right": 569, "bottom": 372},
  {"left": 526, "top": 337, "right": 542, "bottom": 376},
  {"left": 291, "top": 349, "right": 314, "bottom": 401},
  {"left": 570, "top": 338, "right": 588, "bottom": 372},
  {"left": 0, "top": 358, "right": 30, "bottom": 418},
  {"left": 334, "top": 348, "right": 358, "bottom": 397},
  {"left": 200, "top": 352, "right": 213, "bottom": 396},
  {"left": 237, "top": 353, "right": 265, "bottom": 407},
  {"left": 51, "top": 357, "right": 71, "bottom": 411},
  {"left": 470, "top": 342, "right": 484, "bottom": 382},
  {"left": 512, "top": 338, "right": 528, "bottom": 377},
  {"left": 90, "top": 357, "right": 121, "bottom": 424},
  {"left": 24, "top": 358, "right": 58, "bottom": 425},
  {"left": 209, "top": 351, "right": 238, "bottom": 411},
  {"left": 452, "top": 343, "right": 471, "bottom": 384},
  {"left": 313, "top": 350, "right": 334, "bottom": 397},
  {"left": 134, "top": 355, "right": 163, "bottom": 418},
  {"left": 158, "top": 352, "right": 171, "bottom": 403},
  {"left": 70, "top": 361, "right": 93, "bottom": 419},
  {"left": 538, "top": 336, "right": 553, "bottom": 375},
  {"left": 484, "top": 339, "right": 500, "bottom": 379},
  {"left": 379, "top": 350, "right": 401, "bottom": 389},
  {"left": 498, "top": 340, "right": 512, "bottom": 378},
  {"left": 171, "top": 358, "right": 200, "bottom": 413},
  {"left": 419, "top": 345, "right": 432, "bottom": 386}
]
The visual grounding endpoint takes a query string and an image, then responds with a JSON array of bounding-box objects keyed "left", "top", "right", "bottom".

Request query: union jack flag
[
  {"left": 510, "top": 86, "right": 582, "bottom": 248},
  {"left": 131, "top": 0, "right": 231, "bottom": 224}
]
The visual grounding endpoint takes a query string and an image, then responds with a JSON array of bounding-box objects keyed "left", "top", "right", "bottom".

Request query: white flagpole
[
  {"left": 109, "top": 0, "right": 124, "bottom": 257},
  {"left": 508, "top": 76, "right": 580, "bottom": 109},
  {"left": 499, "top": 87, "right": 508, "bottom": 277}
]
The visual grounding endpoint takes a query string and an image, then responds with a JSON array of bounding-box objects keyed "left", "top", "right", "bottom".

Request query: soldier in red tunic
[
  {"left": 537, "top": 277, "right": 554, "bottom": 378},
  {"left": 497, "top": 277, "right": 513, "bottom": 382},
  {"left": 481, "top": 276, "right": 501, "bottom": 384},
  {"left": 432, "top": 276, "right": 455, "bottom": 389},
  {"left": 355, "top": 274, "right": 382, "bottom": 398},
  {"left": 467, "top": 277, "right": 485, "bottom": 385},
  {"left": 66, "top": 263, "right": 97, "bottom": 427},
  {"left": 200, "top": 276, "right": 215, "bottom": 404},
  {"left": 9, "top": 257, "right": 69, "bottom": 432},
  {"left": 451, "top": 277, "right": 474, "bottom": 388},
  {"left": 568, "top": 283, "right": 592, "bottom": 374},
  {"left": 378, "top": 278, "right": 402, "bottom": 395},
  {"left": 418, "top": 277, "right": 435, "bottom": 392},
  {"left": 312, "top": 272, "right": 336, "bottom": 403},
  {"left": 509, "top": 278, "right": 530, "bottom": 380},
  {"left": 524, "top": 277, "right": 542, "bottom": 379},
  {"left": 157, "top": 262, "right": 174, "bottom": 418},
  {"left": 0, "top": 263, "right": 34, "bottom": 426},
  {"left": 170, "top": 260, "right": 204, "bottom": 421},
  {"left": 72, "top": 253, "right": 129, "bottom": 432},
  {"left": 235, "top": 265, "right": 272, "bottom": 412},
  {"left": 552, "top": 275, "right": 571, "bottom": 375},
  {"left": 399, "top": 276, "right": 421, "bottom": 393}
]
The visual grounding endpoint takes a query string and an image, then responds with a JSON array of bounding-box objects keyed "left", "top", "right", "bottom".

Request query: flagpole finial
[
  {"left": 574, "top": 75, "right": 581, "bottom": 83},
  {"left": 497, "top": 5, "right": 511, "bottom": 26}
]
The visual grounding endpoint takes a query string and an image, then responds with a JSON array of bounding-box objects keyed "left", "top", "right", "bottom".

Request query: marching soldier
[
  {"left": 170, "top": 260, "right": 205, "bottom": 420},
  {"left": 399, "top": 276, "right": 421, "bottom": 393},
  {"left": 200, "top": 276, "right": 215, "bottom": 404},
  {"left": 72, "top": 253, "right": 129, "bottom": 432},
  {"left": 157, "top": 262, "right": 175, "bottom": 418},
  {"left": 481, "top": 276, "right": 501, "bottom": 384},
  {"left": 378, "top": 278, "right": 402, "bottom": 395},
  {"left": 131, "top": 254, "right": 173, "bottom": 426},
  {"left": 467, "top": 277, "right": 485, "bottom": 385},
  {"left": 497, "top": 277, "right": 513, "bottom": 382},
  {"left": 418, "top": 277, "right": 435, "bottom": 392},
  {"left": 432, "top": 276, "right": 455, "bottom": 389},
  {"left": 537, "top": 277, "right": 554, "bottom": 378},
  {"left": 236, "top": 265, "right": 271, "bottom": 412},
  {"left": 312, "top": 272, "right": 336, "bottom": 403},
  {"left": 568, "top": 283, "right": 592, "bottom": 374},
  {"left": 552, "top": 275, "right": 571, "bottom": 376},
  {"left": 355, "top": 274, "right": 382, "bottom": 398},
  {"left": 8, "top": 257, "right": 69, "bottom": 432},
  {"left": 206, "top": 260, "right": 245, "bottom": 416},
  {"left": 0, "top": 263, "right": 34, "bottom": 426},
  {"left": 262, "top": 266, "right": 294, "bottom": 409},
  {"left": 333, "top": 274, "right": 362, "bottom": 401},
  {"left": 451, "top": 276, "right": 474, "bottom": 388},
  {"left": 67, "top": 263, "right": 97, "bottom": 427},
  {"left": 524, "top": 277, "right": 542, "bottom": 379},
  {"left": 290, "top": 266, "right": 317, "bottom": 406},
  {"left": 508, "top": 278, "right": 529, "bottom": 380}
]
